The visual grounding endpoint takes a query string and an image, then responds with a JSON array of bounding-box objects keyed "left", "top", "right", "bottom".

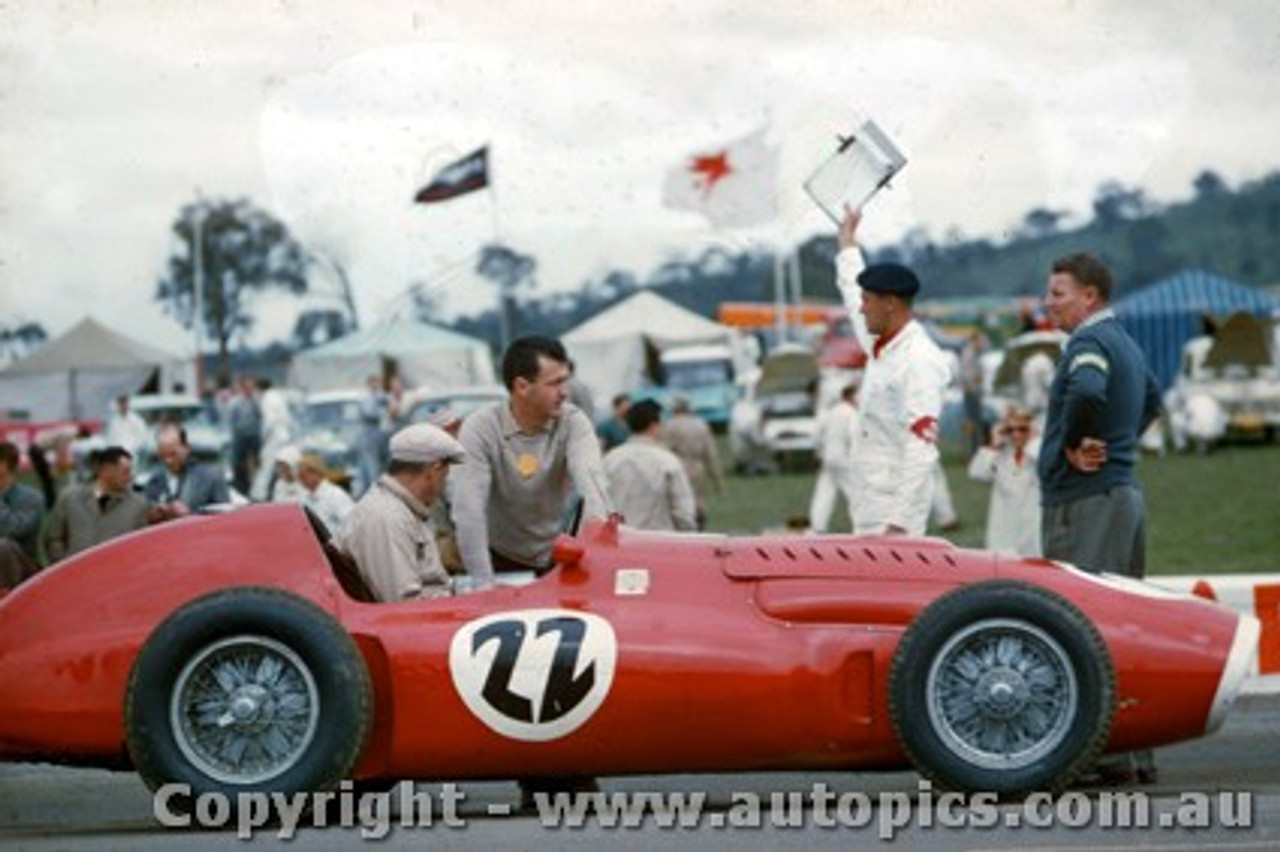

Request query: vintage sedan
[{"left": 0, "top": 505, "right": 1259, "bottom": 812}]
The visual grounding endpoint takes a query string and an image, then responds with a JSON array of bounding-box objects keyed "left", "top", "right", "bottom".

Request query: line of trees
[{"left": 134, "top": 167, "right": 1277, "bottom": 381}]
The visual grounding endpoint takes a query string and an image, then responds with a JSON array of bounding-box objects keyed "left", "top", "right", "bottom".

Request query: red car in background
[{"left": 0, "top": 505, "right": 1259, "bottom": 814}]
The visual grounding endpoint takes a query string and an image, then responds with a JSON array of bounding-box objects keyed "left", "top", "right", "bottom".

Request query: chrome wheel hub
[
  {"left": 926, "top": 618, "right": 1077, "bottom": 770},
  {"left": 170, "top": 635, "right": 319, "bottom": 785}
]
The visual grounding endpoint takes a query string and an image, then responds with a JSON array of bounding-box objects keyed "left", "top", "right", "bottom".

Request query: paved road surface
[{"left": 2, "top": 694, "right": 1277, "bottom": 850}]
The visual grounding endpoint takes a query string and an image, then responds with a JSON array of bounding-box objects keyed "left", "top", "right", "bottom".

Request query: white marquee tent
[
  {"left": 0, "top": 317, "right": 192, "bottom": 421},
  {"left": 561, "top": 290, "right": 738, "bottom": 405},
  {"left": 289, "top": 317, "right": 495, "bottom": 392}
]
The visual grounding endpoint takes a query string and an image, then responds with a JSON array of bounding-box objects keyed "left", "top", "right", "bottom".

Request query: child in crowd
[{"left": 967, "top": 406, "right": 1042, "bottom": 557}]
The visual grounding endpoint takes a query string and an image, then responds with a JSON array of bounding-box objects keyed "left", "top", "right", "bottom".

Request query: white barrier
[{"left": 1151, "top": 574, "right": 1280, "bottom": 694}]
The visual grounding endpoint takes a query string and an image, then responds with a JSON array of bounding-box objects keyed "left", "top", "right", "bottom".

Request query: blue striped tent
[{"left": 1113, "top": 270, "right": 1277, "bottom": 390}]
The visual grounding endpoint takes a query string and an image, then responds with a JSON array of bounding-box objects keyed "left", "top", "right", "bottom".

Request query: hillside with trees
[
  {"left": 149, "top": 167, "right": 1278, "bottom": 383},
  {"left": 455, "top": 168, "right": 1280, "bottom": 344}
]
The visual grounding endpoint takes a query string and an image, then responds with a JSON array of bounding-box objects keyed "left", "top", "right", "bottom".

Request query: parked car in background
[
  {"left": 1168, "top": 312, "right": 1280, "bottom": 444},
  {"left": 128, "top": 394, "right": 227, "bottom": 459},
  {"left": 632, "top": 343, "right": 739, "bottom": 432},
  {"left": 128, "top": 393, "right": 230, "bottom": 488},
  {"left": 984, "top": 330, "right": 1067, "bottom": 420},
  {"left": 402, "top": 384, "right": 507, "bottom": 425},
  {"left": 730, "top": 344, "right": 821, "bottom": 473},
  {"left": 296, "top": 389, "right": 367, "bottom": 494}
]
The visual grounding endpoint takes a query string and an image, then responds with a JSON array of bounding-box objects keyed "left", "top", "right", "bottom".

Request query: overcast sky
[{"left": 3, "top": 0, "right": 1279, "bottom": 354}]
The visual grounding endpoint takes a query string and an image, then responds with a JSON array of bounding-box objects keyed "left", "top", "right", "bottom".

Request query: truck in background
[
  {"left": 631, "top": 342, "right": 740, "bottom": 430},
  {"left": 1165, "top": 312, "right": 1280, "bottom": 448}
]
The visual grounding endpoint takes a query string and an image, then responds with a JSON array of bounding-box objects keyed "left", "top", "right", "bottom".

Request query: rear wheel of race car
[
  {"left": 888, "top": 581, "right": 1115, "bottom": 795},
  {"left": 125, "top": 587, "right": 372, "bottom": 812}
]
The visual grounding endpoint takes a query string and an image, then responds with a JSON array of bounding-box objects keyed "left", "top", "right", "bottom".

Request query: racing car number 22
[{"left": 449, "top": 609, "right": 618, "bottom": 741}]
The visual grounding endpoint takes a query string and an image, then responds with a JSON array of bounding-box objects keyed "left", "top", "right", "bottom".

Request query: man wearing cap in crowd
[
  {"left": 834, "top": 207, "right": 952, "bottom": 536},
  {"left": 453, "top": 335, "right": 613, "bottom": 587},
  {"left": 333, "top": 422, "right": 465, "bottom": 602}
]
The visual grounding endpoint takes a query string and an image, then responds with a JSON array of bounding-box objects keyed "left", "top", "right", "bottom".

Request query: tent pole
[
  {"left": 192, "top": 200, "right": 206, "bottom": 392},
  {"left": 773, "top": 247, "right": 787, "bottom": 345}
]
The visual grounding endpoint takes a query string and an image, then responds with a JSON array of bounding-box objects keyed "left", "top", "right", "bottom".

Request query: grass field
[{"left": 703, "top": 439, "right": 1280, "bottom": 576}]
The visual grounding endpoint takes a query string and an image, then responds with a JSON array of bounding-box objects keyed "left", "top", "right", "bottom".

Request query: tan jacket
[
  {"left": 661, "top": 414, "right": 724, "bottom": 501},
  {"left": 43, "top": 484, "right": 149, "bottom": 563},
  {"left": 334, "top": 475, "right": 450, "bottom": 602},
  {"left": 604, "top": 435, "right": 697, "bottom": 531}
]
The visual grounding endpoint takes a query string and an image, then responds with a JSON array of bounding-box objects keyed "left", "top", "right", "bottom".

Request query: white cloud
[{"left": 3, "top": 0, "right": 1278, "bottom": 353}]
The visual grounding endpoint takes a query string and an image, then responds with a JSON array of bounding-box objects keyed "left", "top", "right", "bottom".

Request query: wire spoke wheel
[
  {"left": 889, "top": 581, "right": 1114, "bottom": 794},
  {"left": 171, "top": 635, "right": 320, "bottom": 785},
  {"left": 927, "top": 618, "right": 1076, "bottom": 770},
  {"left": 126, "top": 587, "right": 373, "bottom": 814}
]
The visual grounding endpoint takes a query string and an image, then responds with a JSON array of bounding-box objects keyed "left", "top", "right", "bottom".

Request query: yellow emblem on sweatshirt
[{"left": 516, "top": 453, "right": 540, "bottom": 479}]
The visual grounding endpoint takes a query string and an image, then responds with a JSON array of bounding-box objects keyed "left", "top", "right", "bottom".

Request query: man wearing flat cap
[
  {"left": 834, "top": 208, "right": 952, "bottom": 536},
  {"left": 334, "top": 422, "right": 465, "bottom": 601}
]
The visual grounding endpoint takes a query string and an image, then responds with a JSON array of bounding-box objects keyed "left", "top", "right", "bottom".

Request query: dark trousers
[
  {"left": 0, "top": 540, "right": 41, "bottom": 589},
  {"left": 1042, "top": 484, "right": 1146, "bottom": 577},
  {"left": 490, "top": 549, "right": 552, "bottom": 577}
]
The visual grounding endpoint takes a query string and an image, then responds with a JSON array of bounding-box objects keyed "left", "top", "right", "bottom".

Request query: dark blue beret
[{"left": 857, "top": 262, "right": 920, "bottom": 297}]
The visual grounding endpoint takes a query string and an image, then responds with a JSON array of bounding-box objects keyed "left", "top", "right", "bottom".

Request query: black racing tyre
[
  {"left": 888, "top": 580, "right": 1115, "bottom": 795},
  {"left": 125, "top": 587, "right": 373, "bottom": 811}
]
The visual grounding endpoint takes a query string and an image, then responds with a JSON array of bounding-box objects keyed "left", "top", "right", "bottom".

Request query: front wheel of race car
[
  {"left": 125, "top": 587, "right": 373, "bottom": 811},
  {"left": 888, "top": 580, "right": 1115, "bottom": 795}
]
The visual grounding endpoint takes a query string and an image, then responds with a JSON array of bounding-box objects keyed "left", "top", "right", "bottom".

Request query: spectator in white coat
[
  {"left": 250, "top": 381, "right": 297, "bottom": 501},
  {"left": 296, "top": 453, "right": 356, "bottom": 535},
  {"left": 808, "top": 382, "right": 859, "bottom": 533},
  {"left": 269, "top": 446, "right": 305, "bottom": 503},
  {"left": 103, "top": 395, "right": 151, "bottom": 459},
  {"left": 967, "top": 406, "right": 1043, "bottom": 557}
]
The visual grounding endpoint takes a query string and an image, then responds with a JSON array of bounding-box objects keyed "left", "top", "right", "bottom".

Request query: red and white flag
[{"left": 661, "top": 129, "right": 779, "bottom": 229}]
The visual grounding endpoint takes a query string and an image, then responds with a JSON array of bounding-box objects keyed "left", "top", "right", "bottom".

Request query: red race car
[{"left": 0, "top": 505, "right": 1259, "bottom": 808}]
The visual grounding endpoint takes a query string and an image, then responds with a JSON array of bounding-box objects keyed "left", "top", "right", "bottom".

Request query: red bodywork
[{"left": 0, "top": 504, "right": 1252, "bottom": 780}]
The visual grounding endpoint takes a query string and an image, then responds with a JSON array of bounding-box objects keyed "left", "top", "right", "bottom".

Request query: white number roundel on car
[{"left": 449, "top": 609, "right": 618, "bottom": 741}]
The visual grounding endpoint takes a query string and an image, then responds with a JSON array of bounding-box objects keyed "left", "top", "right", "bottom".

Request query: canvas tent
[
  {"left": 0, "top": 317, "right": 192, "bottom": 421},
  {"left": 289, "top": 317, "right": 495, "bottom": 392},
  {"left": 1114, "top": 270, "right": 1277, "bottom": 390},
  {"left": 561, "top": 290, "right": 738, "bottom": 405}
]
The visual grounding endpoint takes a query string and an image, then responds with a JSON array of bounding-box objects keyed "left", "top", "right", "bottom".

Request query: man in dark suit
[{"left": 145, "top": 424, "right": 230, "bottom": 521}]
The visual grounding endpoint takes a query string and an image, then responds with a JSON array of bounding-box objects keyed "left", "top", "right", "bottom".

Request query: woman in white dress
[{"left": 967, "top": 407, "right": 1042, "bottom": 557}]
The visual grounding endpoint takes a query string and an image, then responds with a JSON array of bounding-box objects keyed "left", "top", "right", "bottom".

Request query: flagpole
[
  {"left": 483, "top": 146, "right": 512, "bottom": 351},
  {"left": 485, "top": 146, "right": 502, "bottom": 241},
  {"left": 192, "top": 191, "right": 205, "bottom": 393},
  {"left": 773, "top": 242, "right": 787, "bottom": 345},
  {"left": 412, "top": 145, "right": 502, "bottom": 347},
  {"left": 789, "top": 243, "right": 803, "bottom": 321}
]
